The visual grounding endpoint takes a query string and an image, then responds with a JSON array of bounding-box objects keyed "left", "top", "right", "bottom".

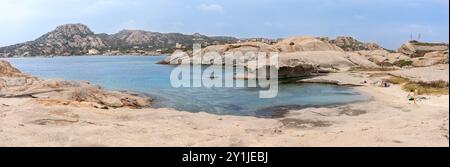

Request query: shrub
[
  {"left": 387, "top": 76, "right": 410, "bottom": 84},
  {"left": 350, "top": 67, "right": 397, "bottom": 72},
  {"left": 403, "top": 80, "right": 449, "bottom": 95},
  {"left": 386, "top": 76, "right": 448, "bottom": 95},
  {"left": 393, "top": 60, "right": 413, "bottom": 68},
  {"left": 161, "top": 48, "right": 175, "bottom": 54}
]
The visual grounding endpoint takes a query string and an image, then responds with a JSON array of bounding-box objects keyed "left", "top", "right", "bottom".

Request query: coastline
[
  {"left": 1, "top": 66, "right": 448, "bottom": 146},
  {"left": 1, "top": 54, "right": 170, "bottom": 59}
]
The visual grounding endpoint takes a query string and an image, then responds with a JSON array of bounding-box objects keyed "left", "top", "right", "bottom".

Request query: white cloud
[{"left": 198, "top": 3, "right": 224, "bottom": 13}]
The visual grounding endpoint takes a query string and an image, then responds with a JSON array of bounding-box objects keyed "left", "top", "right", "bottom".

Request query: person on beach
[{"left": 407, "top": 89, "right": 417, "bottom": 104}]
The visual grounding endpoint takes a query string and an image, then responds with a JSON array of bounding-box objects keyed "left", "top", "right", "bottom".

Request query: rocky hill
[
  {"left": 329, "top": 36, "right": 384, "bottom": 51},
  {"left": 0, "top": 24, "right": 106, "bottom": 56},
  {"left": 0, "top": 24, "right": 238, "bottom": 57}
]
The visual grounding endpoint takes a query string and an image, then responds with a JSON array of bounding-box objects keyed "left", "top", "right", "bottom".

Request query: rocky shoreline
[
  {"left": 1, "top": 60, "right": 152, "bottom": 109},
  {"left": 1, "top": 56, "right": 448, "bottom": 146},
  {"left": 1, "top": 30, "right": 449, "bottom": 146}
]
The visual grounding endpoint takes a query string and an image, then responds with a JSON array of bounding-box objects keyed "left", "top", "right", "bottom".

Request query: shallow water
[{"left": 4, "top": 56, "right": 369, "bottom": 117}]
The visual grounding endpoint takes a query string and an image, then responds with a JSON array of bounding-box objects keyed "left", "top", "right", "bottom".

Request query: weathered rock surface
[
  {"left": 0, "top": 60, "right": 26, "bottom": 77},
  {"left": 0, "top": 60, "right": 152, "bottom": 109},
  {"left": 412, "top": 50, "right": 449, "bottom": 67},
  {"left": 279, "top": 51, "right": 356, "bottom": 73},
  {"left": 162, "top": 37, "right": 388, "bottom": 78},
  {"left": 398, "top": 41, "right": 449, "bottom": 58},
  {"left": 354, "top": 50, "right": 410, "bottom": 65},
  {"left": 274, "top": 36, "right": 343, "bottom": 52},
  {"left": 330, "top": 36, "right": 384, "bottom": 51}
]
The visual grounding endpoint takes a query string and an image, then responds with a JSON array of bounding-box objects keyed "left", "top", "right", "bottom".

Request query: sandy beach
[{"left": 1, "top": 65, "right": 448, "bottom": 147}]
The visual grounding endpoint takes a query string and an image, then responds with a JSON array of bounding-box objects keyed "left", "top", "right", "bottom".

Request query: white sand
[
  {"left": 1, "top": 62, "right": 449, "bottom": 147},
  {"left": 1, "top": 69, "right": 448, "bottom": 147},
  {"left": 390, "top": 64, "right": 449, "bottom": 82}
]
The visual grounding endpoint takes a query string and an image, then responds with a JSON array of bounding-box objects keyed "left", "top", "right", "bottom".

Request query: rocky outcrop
[
  {"left": 279, "top": 51, "right": 356, "bottom": 73},
  {"left": 161, "top": 36, "right": 347, "bottom": 65},
  {"left": 398, "top": 41, "right": 449, "bottom": 58},
  {"left": 412, "top": 50, "right": 449, "bottom": 67},
  {"left": 0, "top": 60, "right": 25, "bottom": 77},
  {"left": 161, "top": 36, "right": 387, "bottom": 78},
  {"left": 354, "top": 50, "right": 410, "bottom": 65},
  {"left": 159, "top": 42, "right": 278, "bottom": 65},
  {"left": 202, "top": 42, "right": 278, "bottom": 56},
  {"left": 0, "top": 60, "right": 152, "bottom": 109},
  {"left": 330, "top": 36, "right": 384, "bottom": 51},
  {"left": 0, "top": 24, "right": 238, "bottom": 57},
  {"left": 274, "top": 36, "right": 343, "bottom": 52}
]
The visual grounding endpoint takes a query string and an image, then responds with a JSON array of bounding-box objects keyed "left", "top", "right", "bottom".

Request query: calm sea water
[{"left": 4, "top": 56, "right": 368, "bottom": 117}]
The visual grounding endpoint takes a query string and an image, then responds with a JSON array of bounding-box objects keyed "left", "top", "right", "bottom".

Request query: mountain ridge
[
  {"left": 1, "top": 23, "right": 392, "bottom": 57},
  {"left": 0, "top": 23, "right": 238, "bottom": 57}
]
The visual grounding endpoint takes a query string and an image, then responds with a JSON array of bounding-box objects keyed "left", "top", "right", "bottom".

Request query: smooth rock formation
[
  {"left": 355, "top": 50, "right": 410, "bottom": 65},
  {"left": 162, "top": 36, "right": 387, "bottom": 78},
  {"left": 344, "top": 52, "right": 380, "bottom": 68},
  {"left": 279, "top": 51, "right": 357, "bottom": 73},
  {"left": 274, "top": 36, "right": 343, "bottom": 52},
  {"left": 159, "top": 42, "right": 278, "bottom": 65},
  {"left": 0, "top": 60, "right": 152, "bottom": 109},
  {"left": 398, "top": 41, "right": 449, "bottom": 58},
  {"left": 412, "top": 50, "right": 449, "bottom": 67}
]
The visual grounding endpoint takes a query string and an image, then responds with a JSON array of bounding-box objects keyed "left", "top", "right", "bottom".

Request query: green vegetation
[
  {"left": 368, "top": 72, "right": 389, "bottom": 78},
  {"left": 386, "top": 76, "right": 410, "bottom": 84},
  {"left": 387, "top": 76, "right": 449, "bottom": 95},
  {"left": 393, "top": 60, "right": 413, "bottom": 68},
  {"left": 403, "top": 80, "right": 449, "bottom": 95},
  {"left": 410, "top": 40, "right": 448, "bottom": 46},
  {"left": 376, "top": 61, "right": 394, "bottom": 68},
  {"left": 160, "top": 48, "right": 175, "bottom": 54},
  {"left": 350, "top": 67, "right": 397, "bottom": 72}
]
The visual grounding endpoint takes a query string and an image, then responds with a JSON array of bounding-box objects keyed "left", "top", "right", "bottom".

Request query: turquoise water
[{"left": 4, "top": 56, "right": 368, "bottom": 117}]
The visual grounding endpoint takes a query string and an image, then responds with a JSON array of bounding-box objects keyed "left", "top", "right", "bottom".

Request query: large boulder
[
  {"left": 161, "top": 42, "right": 277, "bottom": 65},
  {"left": 278, "top": 51, "right": 356, "bottom": 73},
  {"left": 274, "top": 36, "right": 343, "bottom": 52},
  {"left": 207, "top": 42, "right": 277, "bottom": 55},
  {"left": 398, "top": 41, "right": 449, "bottom": 58},
  {"left": 0, "top": 60, "right": 25, "bottom": 77},
  {"left": 158, "top": 50, "right": 191, "bottom": 65},
  {"left": 355, "top": 50, "right": 410, "bottom": 65},
  {"left": 412, "top": 50, "right": 449, "bottom": 67}
]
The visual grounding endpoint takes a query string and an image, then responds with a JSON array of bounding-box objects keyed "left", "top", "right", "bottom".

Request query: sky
[{"left": 0, "top": 0, "right": 448, "bottom": 49}]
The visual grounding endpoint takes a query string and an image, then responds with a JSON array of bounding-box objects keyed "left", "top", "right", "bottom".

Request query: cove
[{"left": 4, "top": 56, "right": 369, "bottom": 117}]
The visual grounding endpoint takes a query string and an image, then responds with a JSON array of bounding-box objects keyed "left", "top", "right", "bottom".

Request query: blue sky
[{"left": 0, "top": 0, "right": 448, "bottom": 49}]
